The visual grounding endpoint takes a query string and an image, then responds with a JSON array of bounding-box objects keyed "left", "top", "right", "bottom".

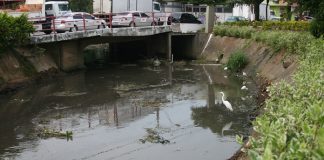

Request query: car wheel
[
  {"left": 129, "top": 22, "right": 136, "bottom": 27},
  {"left": 44, "top": 30, "right": 52, "bottom": 34},
  {"left": 70, "top": 26, "right": 78, "bottom": 32},
  {"left": 151, "top": 21, "right": 157, "bottom": 26},
  {"left": 98, "top": 23, "right": 106, "bottom": 29}
]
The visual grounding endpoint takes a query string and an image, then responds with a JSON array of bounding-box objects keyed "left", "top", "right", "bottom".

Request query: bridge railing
[{"left": 30, "top": 12, "right": 173, "bottom": 36}]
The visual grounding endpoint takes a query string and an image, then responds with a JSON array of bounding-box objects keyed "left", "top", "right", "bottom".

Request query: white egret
[
  {"left": 219, "top": 92, "right": 233, "bottom": 111},
  {"left": 224, "top": 67, "right": 228, "bottom": 70},
  {"left": 153, "top": 58, "right": 161, "bottom": 67},
  {"left": 221, "top": 122, "right": 233, "bottom": 136},
  {"left": 241, "top": 86, "right": 248, "bottom": 90},
  {"left": 243, "top": 72, "right": 247, "bottom": 76}
]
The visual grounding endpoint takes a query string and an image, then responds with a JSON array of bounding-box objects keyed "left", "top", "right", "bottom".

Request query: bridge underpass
[{"left": 31, "top": 26, "right": 208, "bottom": 71}]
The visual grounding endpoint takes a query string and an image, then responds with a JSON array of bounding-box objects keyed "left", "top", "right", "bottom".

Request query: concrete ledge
[{"left": 30, "top": 26, "right": 172, "bottom": 44}]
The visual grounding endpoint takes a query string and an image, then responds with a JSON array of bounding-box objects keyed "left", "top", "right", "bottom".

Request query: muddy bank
[{"left": 0, "top": 47, "right": 58, "bottom": 93}]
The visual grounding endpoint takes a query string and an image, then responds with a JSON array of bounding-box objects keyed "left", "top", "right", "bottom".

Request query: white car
[
  {"left": 53, "top": 12, "right": 106, "bottom": 33},
  {"left": 112, "top": 11, "right": 157, "bottom": 27}
]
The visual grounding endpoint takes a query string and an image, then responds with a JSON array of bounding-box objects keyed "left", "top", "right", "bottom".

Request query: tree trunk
[
  {"left": 254, "top": 2, "right": 260, "bottom": 21},
  {"left": 266, "top": 0, "right": 269, "bottom": 20},
  {"left": 286, "top": 3, "right": 292, "bottom": 21}
]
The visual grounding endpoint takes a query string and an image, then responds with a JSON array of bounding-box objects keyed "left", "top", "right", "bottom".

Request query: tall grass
[{"left": 226, "top": 50, "right": 248, "bottom": 72}]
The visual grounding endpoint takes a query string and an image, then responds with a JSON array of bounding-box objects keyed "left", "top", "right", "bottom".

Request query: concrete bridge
[{"left": 32, "top": 25, "right": 207, "bottom": 71}]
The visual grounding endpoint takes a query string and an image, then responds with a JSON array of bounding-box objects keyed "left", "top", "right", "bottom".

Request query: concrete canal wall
[
  {"left": 200, "top": 35, "right": 298, "bottom": 83},
  {"left": 0, "top": 48, "right": 58, "bottom": 92}
]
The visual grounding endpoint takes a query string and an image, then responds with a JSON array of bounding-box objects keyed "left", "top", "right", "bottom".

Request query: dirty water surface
[{"left": 0, "top": 63, "right": 257, "bottom": 160}]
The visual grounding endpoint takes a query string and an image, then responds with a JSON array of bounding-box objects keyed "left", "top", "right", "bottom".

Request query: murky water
[{"left": 0, "top": 63, "right": 257, "bottom": 160}]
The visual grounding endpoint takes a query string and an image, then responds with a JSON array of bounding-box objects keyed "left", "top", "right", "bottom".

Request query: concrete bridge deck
[{"left": 31, "top": 26, "right": 172, "bottom": 44}]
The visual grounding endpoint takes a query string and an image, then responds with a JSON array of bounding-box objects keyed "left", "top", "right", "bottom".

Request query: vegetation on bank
[
  {"left": 215, "top": 26, "right": 324, "bottom": 159},
  {"left": 226, "top": 50, "right": 248, "bottom": 72},
  {"left": 0, "top": 13, "right": 34, "bottom": 54},
  {"left": 214, "top": 25, "right": 313, "bottom": 55},
  {"left": 224, "top": 21, "right": 310, "bottom": 32}
]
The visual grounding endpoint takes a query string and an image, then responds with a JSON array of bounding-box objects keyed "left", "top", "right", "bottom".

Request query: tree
[
  {"left": 0, "top": 13, "right": 34, "bottom": 54},
  {"left": 69, "top": 0, "right": 93, "bottom": 13},
  {"left": 287, "top": 0, "right": 324, "bottom": 37},
  {"left": 177, "top": 0, "right": 226, "bottom": 5},
  {"left": 287, "top": 0, "right": 324, "bottom": 19}
]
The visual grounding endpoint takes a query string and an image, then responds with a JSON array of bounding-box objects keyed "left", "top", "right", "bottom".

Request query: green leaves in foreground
[
  {"left": 248, "top": 38, "right": 324, "bottom": 159},
  {"left": 217, "top": 24, "right": 324, "bottom": 159}
]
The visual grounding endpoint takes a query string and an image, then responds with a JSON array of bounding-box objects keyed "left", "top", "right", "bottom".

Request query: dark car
[{"left": 168, "top": 13, "right": 202, "bottom": 24}]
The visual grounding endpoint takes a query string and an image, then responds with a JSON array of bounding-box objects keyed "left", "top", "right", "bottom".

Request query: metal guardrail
[{"left": 30, "top": 12, "right": 173, "bottom": 36}]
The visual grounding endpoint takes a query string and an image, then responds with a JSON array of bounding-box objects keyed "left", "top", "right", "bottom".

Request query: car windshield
[
  {"left": 116, "top": 12, "right": 131, "bottom": 16},
  {"left": 171, "top": 13, "right": 181, "bottom": 19},
  {"left": 153, "top": 3, "right": 160, "bottom": 11},
  {"left": 58, "top": 4, "right": 69, "bottom": 11},
  {"left": 61, "top": 13, "right": 72, "bottom": 18}
]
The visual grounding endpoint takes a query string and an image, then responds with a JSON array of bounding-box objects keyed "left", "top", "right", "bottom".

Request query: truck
[
  {"left": 1, "top": 0, "right": 71, "bottom": 34},
  {"left": 93, "top": 0, "right": 166, "bottom": 25},
  {"left": 114, "top": 0, "right": 161, "bottom": 13}
]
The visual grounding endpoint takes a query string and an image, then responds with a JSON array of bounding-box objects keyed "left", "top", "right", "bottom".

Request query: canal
[{"left": 0, "top": 62, "right": 257, "bottom": 160}]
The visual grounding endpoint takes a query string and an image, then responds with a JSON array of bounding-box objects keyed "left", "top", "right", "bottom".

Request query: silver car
[
  {"left": 53, "top": 12, "right": 106, "bottom": 33},
  {"left": 112, "top": 11, "right": 157, "bottom": 27}
]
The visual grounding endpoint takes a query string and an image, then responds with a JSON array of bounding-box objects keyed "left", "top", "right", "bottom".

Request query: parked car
[
  {"left": 270, "top": 15, "right": 282, "bottom": 21},
  {"left": 168, "top": 13, "right": 202, "bottom": 24},
  {"left": 53, "top": 12, "right": 106, "bottom": 33},
  {"left": 225, "top": 16, "right": 247, "bottom": 22},
  {"left": 112, "top": 11, "right": 157, "bottom": 27}
]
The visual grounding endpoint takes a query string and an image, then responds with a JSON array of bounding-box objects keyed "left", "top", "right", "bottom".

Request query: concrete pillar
[
  {"left": 166, "top": 33, "right": 172, "bottom": 61},
  {"left": 60, "top": 40, "right": 85, "bottom": 71},
  {"left": 205, "top": 5, "right": 215, "bottom": 33},
  {"left": 207, "top": 84, "right": 215, "bottom": 108}
]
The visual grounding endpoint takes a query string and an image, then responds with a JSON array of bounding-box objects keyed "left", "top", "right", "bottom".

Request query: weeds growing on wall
[
  {"left": 226, "top": 50, "right": 248, "bottom": 72},
  {"left": 214, "top": 25, "right": 324, "bottom": 159}
]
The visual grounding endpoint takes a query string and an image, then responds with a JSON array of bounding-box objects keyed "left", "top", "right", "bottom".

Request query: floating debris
[
  {"left": 114, "top": 83, "right": 170, "bottom": 92},
  {"left": 37, "top": 128, "right": 73, "bottom": 140},
  {"left": 51, "top": 91, "right": 87, "bottom": 97},
  {"left": 139, "top": 128, "right": 170, "bottom": 144}
]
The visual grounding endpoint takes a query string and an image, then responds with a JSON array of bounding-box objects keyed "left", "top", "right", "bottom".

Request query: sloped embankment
[
  {"left": 0, "top": 48, "right": 58, "bottom": 93},
  {"left": 201, "top": 35, "right": 298, "bottom": 84}
]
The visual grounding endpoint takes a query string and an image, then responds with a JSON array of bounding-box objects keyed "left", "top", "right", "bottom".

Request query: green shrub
[
  {"left": 0, "top": 13, "right": 34, "bottom": 54},
  {"left": 226, "top": 50, "right": 248, "bottom": 72},
  {"left": 214, "top": 25, "right": 314, "bottom": 55},
  {"left": 310, "top": 19, "right": 324, "bottom": 38},
  {"left": 248, "top": 38, "right": 324, "bottom": 160},
  {"left": 223, "top": 21, "right": 310, "bottom": 32}
]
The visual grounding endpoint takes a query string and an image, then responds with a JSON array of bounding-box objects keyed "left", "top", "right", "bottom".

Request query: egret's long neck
[{"left": 221, "top": 93, "right": 225, "bottom": 102}]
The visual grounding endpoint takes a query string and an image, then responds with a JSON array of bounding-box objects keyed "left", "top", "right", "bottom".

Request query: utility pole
[{"left": 205, "top": 5, "right": 215, "bottom": 33}]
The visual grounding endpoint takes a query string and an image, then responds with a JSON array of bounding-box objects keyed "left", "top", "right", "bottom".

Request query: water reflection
[{"left": 0, "top": 64, "right": 256, "bottom": 160}]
